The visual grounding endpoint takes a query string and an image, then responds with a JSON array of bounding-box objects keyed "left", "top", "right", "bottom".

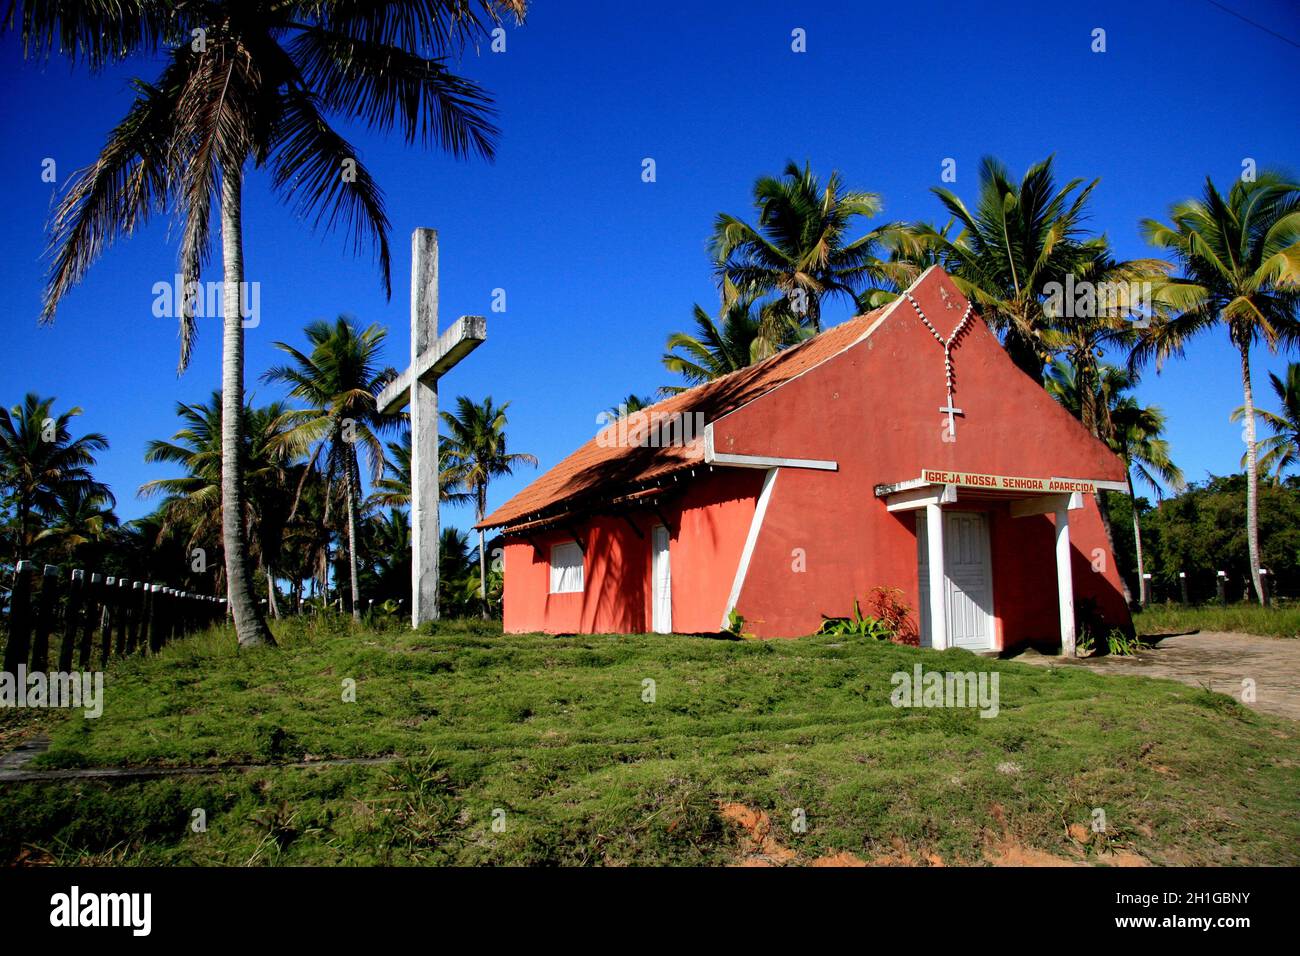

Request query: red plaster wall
[
  {"left": 711, "top": 268, "right": 1132, "bottom": 643},
  {"left": 500, "top": 469, "right": 761, "bottom": 634}
]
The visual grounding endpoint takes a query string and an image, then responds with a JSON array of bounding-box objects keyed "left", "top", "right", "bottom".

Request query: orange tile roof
[{"left": 478, "top": 304, "right": 890, "bottom": 531}]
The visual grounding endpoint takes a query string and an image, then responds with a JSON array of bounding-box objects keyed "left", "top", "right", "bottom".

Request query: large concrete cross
[{"left": 376, "top": 229, "right": 486, "bottom": 628}]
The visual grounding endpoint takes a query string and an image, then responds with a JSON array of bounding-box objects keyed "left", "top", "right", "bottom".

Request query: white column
[
  {"left": 926, "top": 502, "right": 948, "bottom": 650},
  {"left": 410, "top": 229, "right": 440, "bottom": 628},
  {"left": 1055, "top": 505, "right": 1075, "bottom": 656}
]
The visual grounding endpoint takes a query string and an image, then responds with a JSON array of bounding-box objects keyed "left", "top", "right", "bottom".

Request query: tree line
[{"left": 0, "top": 318, "right": 537, "bottom": 625}]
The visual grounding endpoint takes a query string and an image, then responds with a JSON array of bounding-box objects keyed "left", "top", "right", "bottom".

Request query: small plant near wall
[
  {"left": 818, "top": 588, "right": 919, "bottom": 645},
  {"left": 723, "top": 608, "right": 757, "bottom": 639},
  {"left": 1106, "top": 629, "right": 1149, "bottom": 657}
]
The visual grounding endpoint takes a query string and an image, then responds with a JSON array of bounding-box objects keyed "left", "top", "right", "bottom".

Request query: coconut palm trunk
[
  {"left": 477, "top": 486, "right": 489, "bottom": 619},
  {"left": 1094, "top": 493, "right": 1134, "bottom": 609},
  {"left": 344, "top": 450, "right": 362, "bottom": 621},
  {"left": 1238, "top": 342, "right": 1267, "bottom": 605},
  {"left": 220, "top": 167, "right": 274, "bottom": 647},
  {"left": 1125, "top": 466, "right": 1149, "bottom": 606},
  {"left": 266, "top": 564, "right": 280, "bottom": 619}
]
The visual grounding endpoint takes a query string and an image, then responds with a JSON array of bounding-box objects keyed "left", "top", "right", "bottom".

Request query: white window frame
[{"left": 549, "top": 541, "right": 585, "bottom": 594}]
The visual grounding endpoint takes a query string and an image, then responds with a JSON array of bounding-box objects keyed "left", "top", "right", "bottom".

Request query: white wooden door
[
  {"left": 917, "top": 511, "right": 994, "bottom": 650},
  {"left": 651, "top": 525, "right": 672, "bottom": 634}
]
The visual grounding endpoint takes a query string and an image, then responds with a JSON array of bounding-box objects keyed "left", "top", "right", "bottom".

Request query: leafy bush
[{"left": 818, "top": 588, "right": 918, "bottom": 644}]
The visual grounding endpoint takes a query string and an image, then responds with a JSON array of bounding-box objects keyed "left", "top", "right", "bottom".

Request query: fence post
[
  {"left": 29, "top": 565, "right": 61, "bottom": 675},
  {"left": 2, "top": 560, "right": 36, "bottom": 675},
  {"left": 137, "top": 583, "right": 151, "bottom": 654},
  {"left": 163, "top": 588, "right": 175, "bottom": 645},
  {"left": 1179, "top": 571, "right": 1189, "bottom": 606},
  {"left": 101, "top": 576, "right": 117, "bottom": 664},
  {"left": 149, "top": 584, "right": 166, "bottom": 652},
  {"left": 1141, "top": 573, "right": 1152, "bottom": 607},
  {"left": 112, "top": 578, "right": 130, "bottom": 657},
  {"left": 58, "top": 569, "right": 84, "bottom": 672},
  {"left": 1216, "top": 570, "right": 1227, "bottom": 607},
  {"left": 82, "top": 573, "right": 102, "bottom": 668},
  {"left": 1259, "top": 568, "right": 1271, "bottom": 607},
  {"left": 124, "top": 581, "right": 140, "bottom": 654}
]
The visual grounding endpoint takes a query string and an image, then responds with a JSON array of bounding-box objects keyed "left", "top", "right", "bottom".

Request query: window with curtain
[{"left": 549, "top": 541, "right": 584, "bottom": 593}]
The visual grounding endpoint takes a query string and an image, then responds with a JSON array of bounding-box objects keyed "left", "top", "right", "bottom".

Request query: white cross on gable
[
  {"left": 939, "top": 399, "right": 964, "bottom": 434},
  {"left": 375, "top": 229, "right": 486, "bottom": 627}
]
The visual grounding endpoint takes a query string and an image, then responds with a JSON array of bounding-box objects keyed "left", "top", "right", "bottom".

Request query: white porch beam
[
  {"left": 926, "top": 502, "right": 948, "bottom": 650},
  {"left": 1055, "top": 504, "right": 1076, "bottom": 657},
  {"left": 1010, "top": 491, "right": 1083, "bottom": 519},
  {"left": 886, "top": 483, "right": 957, "bottom": 513},
  {"left": 702, "top": 424, "right": 837, "bottom": 471}
]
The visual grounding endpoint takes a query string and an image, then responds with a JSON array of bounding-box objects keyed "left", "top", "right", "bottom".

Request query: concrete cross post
[{"left": 375, "top": 229, "right": 487, "bottom": 629}]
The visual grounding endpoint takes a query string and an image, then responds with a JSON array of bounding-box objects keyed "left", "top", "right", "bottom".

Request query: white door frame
[
  {"left": 917, "top": 508, "right": 995, "bottom": 651},
  {"left": 651, "top": 524, "right": 672, "bottom": 634}
]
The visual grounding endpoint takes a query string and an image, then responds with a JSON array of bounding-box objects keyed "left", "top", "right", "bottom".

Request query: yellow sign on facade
[{"left": 921, "top": 470, "right": 1097, "bottom": 495}]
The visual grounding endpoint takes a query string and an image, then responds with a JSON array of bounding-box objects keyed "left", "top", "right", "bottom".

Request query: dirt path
[{"left": 1012, "top": 631, "right": 1300, "bottom": 721}]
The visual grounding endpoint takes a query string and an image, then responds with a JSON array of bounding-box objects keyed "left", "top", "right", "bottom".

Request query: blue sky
[{"left": 1, "top": 0, "right": 1298, "bottom": 530}]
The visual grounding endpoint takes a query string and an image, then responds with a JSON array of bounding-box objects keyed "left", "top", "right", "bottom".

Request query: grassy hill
[{"left": 1, "top": 618, "right": 1296, "bottom": 866}]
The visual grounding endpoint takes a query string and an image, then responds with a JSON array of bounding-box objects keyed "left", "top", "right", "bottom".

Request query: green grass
[
  {"left": 1135, "top": 603, "right": 1300, "bottom": 639},
  {"left": 0, "top": 616, "right": 1296, "bottom": 866}
]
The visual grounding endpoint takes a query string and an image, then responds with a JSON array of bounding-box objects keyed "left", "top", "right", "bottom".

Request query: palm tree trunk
[
  {"left": 1095, "top": 491, "right": 1134, "bottom": 608},
  {"left": 1127, "top": 467, "right": 1148, "bottom": 606},
  {"left": 345, "top": 451, "right": 361, "bottom": 621},
  {"left": 266, "top": 564, "right": 279, "bottom": 620},
  {"left": 220, "top": 165, "right": 274, "bottom": 648},
  {"left": 1239, "top": 342, "right": 1266, "bottom": 605},
  {"left": 1078, "top": 354, "right": 1098, "bottom": 437},
  {"left": 477, "top": 487, "right": 489, "bottom": 619}
]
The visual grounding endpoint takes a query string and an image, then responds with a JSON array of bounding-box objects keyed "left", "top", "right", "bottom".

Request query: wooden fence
[{"left": 2, "top": 560, "right": 225, "bottom": 674}]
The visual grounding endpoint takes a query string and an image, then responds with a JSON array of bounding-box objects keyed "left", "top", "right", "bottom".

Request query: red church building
[{"left": 478, "top": 267, "right": 1132, "bottom": 652}]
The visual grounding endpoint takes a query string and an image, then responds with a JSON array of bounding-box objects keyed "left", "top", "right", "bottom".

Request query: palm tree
[
  {"left": 368, "top": 427, "right": 471, "bottom": 510},
  {"left": 661, "top": 292, "right": 807, "bottom": 394},
  {"left": 438, "top": 526, "right": 477, "bottom": 617},
  {"left": 1046, "top": 362, "right": 1184, "bottom": 605},
  {"left": 33, "top": 484, "right": 119, "bottom": 568},
  {"left": 1041, "top": 239, "right": 1170, "bottom": 435},
  {"left": 141, "top": 392, "right": 300, "bottom": 614},
  {"left": 108, "top": 509, "right": 195, "bottom": 590},
  {"left": 711, "top": 161, "right": 907, "bottom": 332},
  {"left": 0, "top": 393, "right": 111, "bottom": 565},
  {"left": 264, "top": 316, "right": 395, "bottom": 621},
  {"left": 280, "top": 467, "right": 331, "bottom": 612},
  {"left": 1112, "top": 393, "right": 1186, "bottom": 606},
  {"left": 21, "top": 0, "right": 526, "bottom": 646},
  {"left": 921, "top": 156, "right": 1101, "bottom": 381},
  {"left": 606, "top": 394, "right": 654, "bottom": 417},
  {"left": 1232, "top": 363, "right": 1300, "bottom": 484},
  {"left": 359, "top": 506, "right": 412, "bottom": 607},
  {"left": 1137, "top": 172, "right": 1300, "bottom": 604},
  {"left": 440, "top": 396, "right": 537, "bottom": 616}
]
